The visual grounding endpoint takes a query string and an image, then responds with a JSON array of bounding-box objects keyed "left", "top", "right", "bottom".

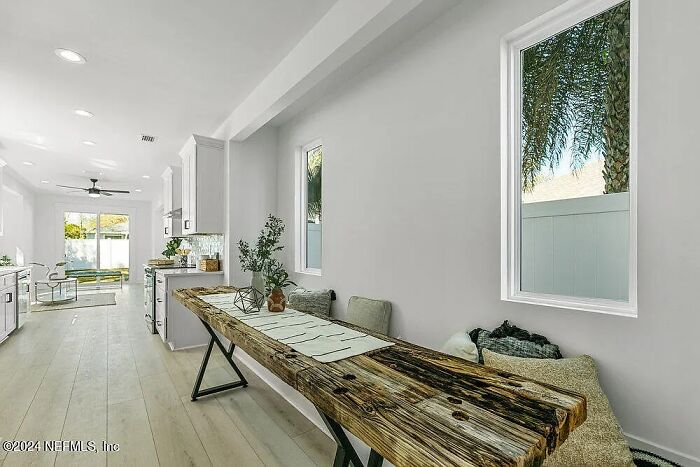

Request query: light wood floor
[{"left": 0, "top": 285, "right": 336, "bottom": 467}]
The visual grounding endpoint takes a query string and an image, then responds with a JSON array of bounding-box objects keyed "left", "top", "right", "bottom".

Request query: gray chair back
[{"left": 345, "top": 296, "right": 392, "bottom": 335}]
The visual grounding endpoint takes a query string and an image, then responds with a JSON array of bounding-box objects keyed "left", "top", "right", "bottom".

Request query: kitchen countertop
[
  {"left": 155, "top": 268, "right": 224, "bottom": 277},
  {"left": 0, "top": 266, "right": 31, "bottom": 276}
]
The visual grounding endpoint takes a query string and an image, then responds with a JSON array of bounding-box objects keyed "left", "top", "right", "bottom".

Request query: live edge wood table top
[{"left": 174, "top": 286, "right": 586, "bottom": 467}]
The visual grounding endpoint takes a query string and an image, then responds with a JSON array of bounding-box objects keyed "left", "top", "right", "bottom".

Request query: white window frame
[
  {"left": 295, "top": 139, "right": 323, "bottom": 276},
  {"left": 57, "top": 205, "right": 132, "bottom": 276},
  {"left": 500, "top": 0, "right": 638, "bottom": 317}
]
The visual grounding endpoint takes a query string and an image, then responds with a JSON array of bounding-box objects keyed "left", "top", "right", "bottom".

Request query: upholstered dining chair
[{"left": 345, "top": 296, "right": 392, "bottom": 335}]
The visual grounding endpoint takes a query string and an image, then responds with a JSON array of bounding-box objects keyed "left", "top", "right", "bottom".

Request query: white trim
[
  {"left": 295, "top": 139, "right": 323, "bottom": 276},
  {"left": 500, "top": 0, "right": 638, "bottom": 316}
]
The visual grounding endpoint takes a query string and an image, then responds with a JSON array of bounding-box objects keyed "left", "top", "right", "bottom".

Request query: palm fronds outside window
[{"left": 521, "top": 0, "right": 630, "bottom": 194}]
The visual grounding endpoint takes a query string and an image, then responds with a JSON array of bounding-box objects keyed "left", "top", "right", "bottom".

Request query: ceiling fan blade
[
  {"left": 56, "top": 185, "right": 87, "bottom": 190},
  {"left": 100, "top": 189, "right": 130, "bottom": 193},
  {"left": 101, "top": 192, "right": 113, "bottom": 196}
]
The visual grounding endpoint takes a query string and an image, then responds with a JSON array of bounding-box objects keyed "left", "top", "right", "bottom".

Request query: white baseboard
[
  {"left": 625, "top": 432, "right": 700, "bottom": 467},
  {"left": 170, "top": 342, "right": 207, "bottom": 351}
]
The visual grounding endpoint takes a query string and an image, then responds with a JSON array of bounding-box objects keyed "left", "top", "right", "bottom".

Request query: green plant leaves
[{"left": 521, "top": 0, "right": 630, "bottom": 193}]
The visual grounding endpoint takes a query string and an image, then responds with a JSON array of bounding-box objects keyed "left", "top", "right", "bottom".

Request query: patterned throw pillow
[
  {"left": 287, "top": 288, "right": 332, "bottom": 316},
  {"left": 471, "top": 329, "right": 562, "bottom": 363}
]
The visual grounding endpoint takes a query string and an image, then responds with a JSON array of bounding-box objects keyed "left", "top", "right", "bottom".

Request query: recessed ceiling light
[
  {"left": 74, "top": 109, "right": 94, "bottom": 118},
  {"left": 55, "top": 48, "right": 86, "bottom": 64},
  {"left": 134, "top": 189, "right": 142, "bottom": 193},
  {"left": 41, "top": 180, "right": 50, "bottom": 184},
  {"left": 23, "top": 161, "right": 34, "bottom": 166},
  {"left": 82, "top": 140, "right": 96, "bottom": 146},
  {"left": 142, "top": 175, "right": 150, "bottom": 179}
]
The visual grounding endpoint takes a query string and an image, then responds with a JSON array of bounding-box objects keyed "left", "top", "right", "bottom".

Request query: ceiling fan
[{"left": 57, "top": 178, "right": 130, "bottom": 198}]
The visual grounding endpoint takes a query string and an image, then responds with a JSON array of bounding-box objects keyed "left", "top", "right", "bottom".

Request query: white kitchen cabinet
[
  {"left": 155, "top": 274, "right": 167, "bottom": 341},
  {"left": 5, "top": 287, "right": 16, "bottom": 334},
  {"left": 0, "top": 269, "right": 28, "bottom": 342},
  {"left": 0, "top": 288, "right": 7, "bottom": 341},
  {"left": 155, "top": 270, "right": 224, "bottom": 350},
  {"left": 179, "top": 135, "right": 225, "bottom": 235},
  {"left": 0, "top": 281, "right": 15, "bottom": 343},
  {"left": 161, "top": 166, "right": 182, "bottom": 238}
]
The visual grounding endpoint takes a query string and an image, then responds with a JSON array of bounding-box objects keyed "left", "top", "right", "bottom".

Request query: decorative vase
[
  {"left": 251, "top": 271, "right": 266, "bottom": 295},
  {"left": 267, "top": 288, "right": 286, "bottom": 312},
  {"left": 251, "top": 271, "right": 266, "bottom": 307}
]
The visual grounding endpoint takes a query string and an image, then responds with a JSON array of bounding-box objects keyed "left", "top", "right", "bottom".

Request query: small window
[
  {"left": 296, "top": 140, "right": 322, "bottom": 274},
  {"left": 501, "top": 0, "right": 637, "bottom": 316}
]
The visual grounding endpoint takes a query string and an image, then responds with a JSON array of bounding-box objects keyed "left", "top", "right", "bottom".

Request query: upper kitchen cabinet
[
  {"left": 161, "top": 166, "right": 182, "bottom": 238},
  {"left": 179, "top": 135, "right": 225, "bottom": 235}
]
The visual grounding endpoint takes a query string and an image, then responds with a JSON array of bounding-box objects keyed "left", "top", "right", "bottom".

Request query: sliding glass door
[
  {"left": 64, "top": 212, "right": 98, "bottom": 269},
  {"left": 64, "top": 211, "right": 130, "bottom": 282},
  {"left": 98, "top": 213, "right": 130, "bottom": 271}
]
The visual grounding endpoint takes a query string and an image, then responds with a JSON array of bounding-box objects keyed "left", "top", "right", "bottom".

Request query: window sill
[
  {"left": 503, "top": 291, "right": 637, "bottom": 318},
  {"left": 296, "top": 268, "right": 322, "bottom": 277}
]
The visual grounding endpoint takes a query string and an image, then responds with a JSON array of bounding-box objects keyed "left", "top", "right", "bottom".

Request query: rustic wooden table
[{"left": 174, "top": 286, "right": 586, "bottom": 467}]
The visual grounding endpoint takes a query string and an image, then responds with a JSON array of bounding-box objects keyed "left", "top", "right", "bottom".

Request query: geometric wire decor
[{"left": 232, "top": 286, "right": 264, "bottom": 313}]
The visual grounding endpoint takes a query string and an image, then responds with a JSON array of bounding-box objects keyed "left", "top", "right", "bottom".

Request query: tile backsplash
[{"left": 182, "top": 235, "right": 224, "bottom": 260}]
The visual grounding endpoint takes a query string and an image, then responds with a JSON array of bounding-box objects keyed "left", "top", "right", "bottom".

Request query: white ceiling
[{"left": 0, "top": 0, "right": 335, "bottom": 201}]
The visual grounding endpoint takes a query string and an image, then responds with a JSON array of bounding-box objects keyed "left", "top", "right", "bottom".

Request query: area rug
[
  {"left": 30, "top": 293, "right": 116, "bottom": 312},
  {"left": 632, "top": 448, "right": 681, "bottom": 467}
]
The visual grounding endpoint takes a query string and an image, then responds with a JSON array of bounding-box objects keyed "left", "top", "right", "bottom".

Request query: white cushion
[{"left": 441, "top": 331, "right": 478, "bottom": 363}]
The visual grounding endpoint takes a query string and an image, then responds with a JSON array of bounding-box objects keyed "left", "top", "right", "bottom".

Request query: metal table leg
[
  {"left": 191, "top": 319, "right": 248, "bottom": 401},
  {"left": 317, "top": 410, "right": 384, "bottom": 467}
]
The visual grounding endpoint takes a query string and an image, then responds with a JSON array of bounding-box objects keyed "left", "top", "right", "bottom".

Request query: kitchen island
[{"left": 153, "top": 268, "right": 224, "bottom": 350}]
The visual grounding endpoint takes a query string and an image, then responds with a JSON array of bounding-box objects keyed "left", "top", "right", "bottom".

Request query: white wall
[
  {"left": 151, "top": 201, "right": 165, "bottom": 259},
  {"left": 33, "top": 194, "right": 152, "bottom": 283},
  {"left": 268, "top": 0, "right": 700, "bottom": 463},
  {"left": 225, "top": 126, "right": 279, "bottom": 285},
  {"left": 0, "top": 169, "right": 35, "bottom": 266}
]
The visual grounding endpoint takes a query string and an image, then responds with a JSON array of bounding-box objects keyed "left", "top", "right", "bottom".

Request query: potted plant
[
  {"left": 264, "top": 259, "right": 296, "bottom": 312},
  {"left": 162, "top": 237, "right": 183, "bottom": 259},
  {"left": 238, "top": 215, "right": 285, "bottom": 295}
]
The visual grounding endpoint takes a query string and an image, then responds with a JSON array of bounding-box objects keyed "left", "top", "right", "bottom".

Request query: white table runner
[{"left": 198, "top": 293, "right": 394, "bottom": 363}]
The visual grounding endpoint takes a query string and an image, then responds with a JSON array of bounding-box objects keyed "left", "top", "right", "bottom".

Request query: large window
[
  {"left": 296, "top": 140, "right": 322, "bottom": 274},
  {"left": 501, "top": 0, "right": 637, "bottom": 316},
  {"left": 64, "top": 211, "right": 130, "bottom": 283}
]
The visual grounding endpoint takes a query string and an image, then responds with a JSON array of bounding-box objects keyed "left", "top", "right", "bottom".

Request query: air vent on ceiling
[{"left": 140, "top": 134, "right": 157, "bottom": 143}]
